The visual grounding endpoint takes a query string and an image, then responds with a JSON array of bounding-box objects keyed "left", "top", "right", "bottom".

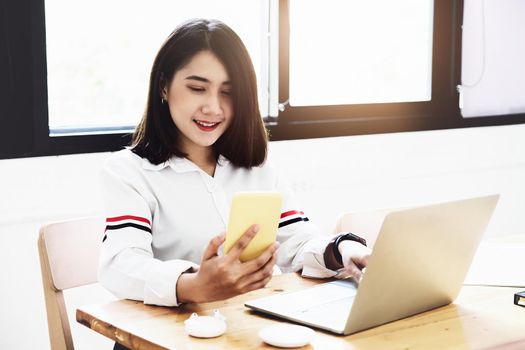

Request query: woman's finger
[
  {"left": 242, "top": 274, "right": 273, "bottom": 293},
  {"left": 351, "top": 254, "right": 370, "bottom": 269},
  {"left": 239, "top": 251, "right": 277, "bottom": 287},
  {"left": 202, "top": 233, "right": 225, "bottom": 261},
  {"left": 226, "top": 224, "right": 259, "bottom": 260},
  {"left": 242, "top": 241, "right": 279, "bottom": 274},
  {"left": 336, "top": 259, "right": 362, "bottom": 279}
]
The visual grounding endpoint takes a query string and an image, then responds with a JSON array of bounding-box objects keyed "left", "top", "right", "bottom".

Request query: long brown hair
[{"left": 132, "top": 19, "right": 268, "bottom": 168}]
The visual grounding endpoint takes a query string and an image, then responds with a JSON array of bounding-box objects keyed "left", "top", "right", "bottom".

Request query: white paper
[{"left": 464, "top": 238, "right": 525, "bottom": 287}]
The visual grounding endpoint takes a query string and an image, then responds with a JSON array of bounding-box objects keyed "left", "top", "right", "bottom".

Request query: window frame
[
  {"left": 269, "top": 0, "right": 525, "bottom": 141},
  {"left": 1, "top": 0, "right": 132, "bottom": 160},
  {"left": 1, "top": 0, "right": 524, "bottom": 159}
]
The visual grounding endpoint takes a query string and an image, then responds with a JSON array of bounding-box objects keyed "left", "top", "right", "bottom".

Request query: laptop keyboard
[
  {"left": 247, "top": 281, "right": 357, "bottom": 331},
  {"left": 295, "top": 296, "right": 355, "bottom": 327},
  {"left": 293, "top": 283, "right": 355, "bottom": 310},
  {"left": 262, "top": 281, "right": 357, "bottom": 314},
  {"left": 276, "top": 282, "right": 357, "bottom": 329}
]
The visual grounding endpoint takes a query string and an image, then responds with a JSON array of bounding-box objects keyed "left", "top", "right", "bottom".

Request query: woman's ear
[{"left": 159, "top": 74, "right": 168, "bottom": 100}]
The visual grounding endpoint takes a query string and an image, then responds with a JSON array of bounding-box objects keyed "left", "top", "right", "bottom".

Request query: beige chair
[
  {"left": 335, "top": 208, "right": 397, "bottom": 248},
  {"left": 38, "top": 216, "right": 105, "bottom": 350}
]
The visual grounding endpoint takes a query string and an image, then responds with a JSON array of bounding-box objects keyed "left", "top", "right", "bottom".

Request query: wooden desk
[{"left": 77, "top": 273, "right": 525, "bottom": 350}]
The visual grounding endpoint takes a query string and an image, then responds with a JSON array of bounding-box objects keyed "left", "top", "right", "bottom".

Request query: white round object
[
  {"left": 184, "top": 314, "right": 227, "bottom": 338},
  {"left": 259, "top": 324, "right": 315, "bottom": 348}
]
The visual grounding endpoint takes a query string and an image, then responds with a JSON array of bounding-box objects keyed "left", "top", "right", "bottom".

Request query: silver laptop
[{"left": 245, "top": 195, "right": 499, "bottom": 335}]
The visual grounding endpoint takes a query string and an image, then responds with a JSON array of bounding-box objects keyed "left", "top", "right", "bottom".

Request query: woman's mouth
[{"left": 194, "top": 119, "right": 220, "bottom": 132}]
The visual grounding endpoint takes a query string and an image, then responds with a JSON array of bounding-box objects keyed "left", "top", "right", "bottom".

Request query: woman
[{"left": 99, "top": 18, "right": 370, "bottom": 308}]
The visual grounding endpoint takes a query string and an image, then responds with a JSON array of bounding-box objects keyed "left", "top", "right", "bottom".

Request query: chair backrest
[
  {"left": 335, "top": 208, "right": 395, "bottom": 248},
  {"left": 38, "top": 216, "right": 105, "bottom": 350}
]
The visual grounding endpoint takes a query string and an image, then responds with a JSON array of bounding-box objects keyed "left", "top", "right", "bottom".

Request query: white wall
[{"left": 1, "top": 124, "right": 524, "bottom": 349}]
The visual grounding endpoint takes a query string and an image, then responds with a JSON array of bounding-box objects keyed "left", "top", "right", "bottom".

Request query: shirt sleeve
[
  {"left": 272, "top": 168, "right": 339, "bottom": 278},
  {"left": 98, "top": 158, "right": 198, "bottom": 307}
]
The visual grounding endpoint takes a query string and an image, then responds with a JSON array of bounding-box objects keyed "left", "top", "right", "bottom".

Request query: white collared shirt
[{"left": 98, "top": 149, "right": 337, "bottom": 306}]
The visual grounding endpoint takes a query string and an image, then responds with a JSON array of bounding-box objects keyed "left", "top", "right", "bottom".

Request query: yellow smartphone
[{"left": 224, "top": 191, "right": 283, "bottom": 262}]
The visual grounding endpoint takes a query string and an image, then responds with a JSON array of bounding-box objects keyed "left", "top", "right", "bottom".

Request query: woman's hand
[
  {"left": 177, "top": 224, "right": 279, "bottom": 303},
  {"left": 336, "top": 240, "right": 371, "bottom": 282}
]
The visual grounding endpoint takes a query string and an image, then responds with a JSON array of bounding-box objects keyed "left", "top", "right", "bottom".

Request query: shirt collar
[
  {"left": 141, "top": 158, "right": 169, "bottom": 171},
  {"left": 168, "top": 157, "right": 201, "bottom": 173},
  {"left": 140, "top": 157, "right": 195, "bottom": 173},
  {"left": 216, "top": 154, "right": 230, "bottom": 167},
  {"left": 141, "top": 155, "right": 230, "bottom": 173}
]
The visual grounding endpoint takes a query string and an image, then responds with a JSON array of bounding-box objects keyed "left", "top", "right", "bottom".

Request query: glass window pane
[
  {"left": 288, "top": 0, "right": 434, "bottom": 107},
  {"left": 45, "top": 0, "right": 265, "bottom": 131}
]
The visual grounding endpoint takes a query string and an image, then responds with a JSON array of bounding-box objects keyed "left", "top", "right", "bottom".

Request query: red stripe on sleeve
[
  {"left": 106, "top": 215, "right": 151, "bottom": 225},
  {"left": 280, "top": 210, "right": 305, "bottom": 219}
]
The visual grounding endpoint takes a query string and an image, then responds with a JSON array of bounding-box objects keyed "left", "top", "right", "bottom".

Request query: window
[
  {"left": 45, "top": 0, "right": 267, "bottom": 133},
  {"left": 288, "top": 0, "right": 434, "bottom": 107},
  {"left": 1, "top": 0, "right": 524, "bottom": 159},
  {"left": 459, "top": 0, "right": 525, "bottom": 118},
  {"left": 269, "top": 0, "right": 525, "bottom": 141}
]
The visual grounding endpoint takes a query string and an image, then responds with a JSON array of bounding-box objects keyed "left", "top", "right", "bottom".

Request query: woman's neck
[{"left": 187, "top": 147, "right": 217, "bottom": 177}]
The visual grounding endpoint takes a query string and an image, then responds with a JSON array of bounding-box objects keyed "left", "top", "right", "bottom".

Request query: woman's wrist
[
  {"left": 323, "top": 241, "right": 344, "bottom": 270},
  {"left": 176, "top": 272, "right": 202, "bottom": 304},
  {"left": 324, "top": 232, "right": 368, "bottom": 271}
]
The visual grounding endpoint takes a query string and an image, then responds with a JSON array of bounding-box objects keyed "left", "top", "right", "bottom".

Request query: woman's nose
[{"left": 201, "top": 94, "right": 222, "bottom": 116}]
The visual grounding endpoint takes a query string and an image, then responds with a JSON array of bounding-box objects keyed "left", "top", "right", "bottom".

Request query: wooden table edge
[{"left": 76, "top": 308, "right": 169, "bottom": 350}]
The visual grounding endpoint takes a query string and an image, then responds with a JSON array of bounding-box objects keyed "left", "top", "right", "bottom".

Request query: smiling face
[{"left": 163, "top": 50, "right": 233, "bottom": 159}]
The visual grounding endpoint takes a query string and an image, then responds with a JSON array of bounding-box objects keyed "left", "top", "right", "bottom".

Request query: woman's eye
[
  {"left": 188, "top": 86, "right": 205, "bottom": 92},
  {"left": 221, "top": 90, "right": 231, "bottom": 96}
]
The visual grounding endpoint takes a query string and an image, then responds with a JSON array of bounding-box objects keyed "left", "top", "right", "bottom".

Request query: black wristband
[{"left": 332, "top": 232, "right": 367, "bottom": 265}]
